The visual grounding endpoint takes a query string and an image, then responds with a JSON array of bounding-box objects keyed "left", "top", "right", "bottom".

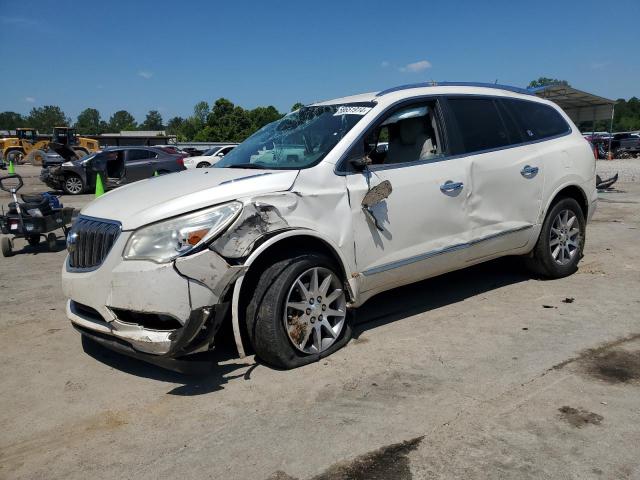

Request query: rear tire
[
  {"left": 6, "top": 150, "right": 24, "bottom": 165},
  {"left": 63, "top": 174, "right": 84, "bottom": 195},
  {"left": 245, "top": 253, "right": 351, "bottom": 369},
  {"left": 46, "top": 233, "right": 57, "bottom": 251},
  {"left": 525, "top": 197, "right": 585, "bottom": 278},
  {"left": 27, "top": 149, "right": 47, "bottom": 166},
  {"left": 1, "top": 236, "right": 13, "bottom": 257}
]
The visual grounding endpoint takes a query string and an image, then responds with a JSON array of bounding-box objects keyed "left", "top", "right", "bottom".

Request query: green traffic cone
[
  {"left": 95, "top": 173, "right": 105, "bottom": 198},
  {"left": 154, "top": 170, "right": 159, "bottom": 177},
  {"left": 8, "top": 160, "right": 15, "bottom": 175}
]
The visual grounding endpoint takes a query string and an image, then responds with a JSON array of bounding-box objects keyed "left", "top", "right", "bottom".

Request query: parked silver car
[{"left": 62, "top": 83, "right": 597, "bottom": 369}]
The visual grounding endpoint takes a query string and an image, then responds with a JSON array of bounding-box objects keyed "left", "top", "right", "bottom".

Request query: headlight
[{"left": 123, "top": 202, "right": 242, "bottom": 263}]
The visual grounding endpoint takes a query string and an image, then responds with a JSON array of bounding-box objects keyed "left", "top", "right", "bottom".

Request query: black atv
[{"left": 0, "top": 174, "right": 76, "bottom": 257}]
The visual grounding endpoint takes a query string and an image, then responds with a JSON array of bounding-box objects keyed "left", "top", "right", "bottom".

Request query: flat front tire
[
  {"left": 526, "top": 197, "right": 585, "bottom": 278},
  {"left": 245, "top": 253, "right": 351, "bottom": 369}
]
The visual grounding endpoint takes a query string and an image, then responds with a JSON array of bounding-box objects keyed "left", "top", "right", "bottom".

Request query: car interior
[
  {"left": 104, "top": 151, "right": 126, "bottom": 179},
  {"left": 367, "top": 103, "right": 444, "bottom": 165}
]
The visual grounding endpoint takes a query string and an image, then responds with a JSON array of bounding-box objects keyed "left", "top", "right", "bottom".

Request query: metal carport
[{"left": 528, "top": 84, "right": 615, "bottom": 130}]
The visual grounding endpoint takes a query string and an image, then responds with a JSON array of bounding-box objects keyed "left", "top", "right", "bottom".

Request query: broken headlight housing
[{"left": 123, "top": 201, "right": 242, "bottom": 263}]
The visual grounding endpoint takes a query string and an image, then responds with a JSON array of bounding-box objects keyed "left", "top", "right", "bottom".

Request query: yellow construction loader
[{"left": 0, "top": 127, "right": 100, "bottom": 166}]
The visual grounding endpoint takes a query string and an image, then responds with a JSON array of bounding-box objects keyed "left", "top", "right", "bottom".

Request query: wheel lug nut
[
  {"left": 317, "top": 296, "right": 322, "bottom": 302},
  {"left": 322, "top": 305, "right": 326, "bottom": 311},
  {"left": 306, "top": 308, "right": 311, "bottom": 315},
  {"left": 318, "top": 314, "right": 323, "bottom": 321},
  {"left": 310, "top": 317, "right": 316, "bottom": 324},
  {"left": 309, "top": 298, "right": 314, "bottom": 305}
]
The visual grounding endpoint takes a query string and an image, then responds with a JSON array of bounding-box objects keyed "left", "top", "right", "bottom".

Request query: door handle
[
  {"left": 440, "top": 181, "right": 464, "bottom": 193},
  {"left": 520, "top": 165, "right": 539, "bottom": 178}
]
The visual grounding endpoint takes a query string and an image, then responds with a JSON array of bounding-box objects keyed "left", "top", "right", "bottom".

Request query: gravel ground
[{"left": 597, "top": 159, "right": 640, "bottom": 183}]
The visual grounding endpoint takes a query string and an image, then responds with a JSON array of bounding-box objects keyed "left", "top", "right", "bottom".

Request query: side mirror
[{"left": 349, "top": 155, "right": 372, "bottom": 171}]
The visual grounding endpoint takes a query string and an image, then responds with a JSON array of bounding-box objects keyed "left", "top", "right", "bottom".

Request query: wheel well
[
  {"left": 549, "top": 185, "right": 588, "bottom": 219},
  {"left": 229, "top": 234, "right": 352, "bottom": 354},
  {"left": 242, "top": 235, "right": 350, "bottom": 297}
]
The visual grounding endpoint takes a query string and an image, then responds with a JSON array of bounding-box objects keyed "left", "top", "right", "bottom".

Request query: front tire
[
  {"left": 196, "top": 162, "right": 209, "bottom": 168},
  {"left": 526, "top": 197, "right": 585, "bottom": 278},
  {"left": 245, "top": 253, "right": 351, "bottom": 369},
  {"left": 46, "top": 233, "right": 57, "bottom": 251},
  {"left": 63, "top": 174, "right": 84, "bottom": 195}
]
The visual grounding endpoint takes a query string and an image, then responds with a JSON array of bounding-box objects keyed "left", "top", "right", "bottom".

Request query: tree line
[
  {"left": 1, "top": 82, "right": 639, "bottom": 142},
  {"left": 0, "top": 99, "right": 301, "bottom": 143}
]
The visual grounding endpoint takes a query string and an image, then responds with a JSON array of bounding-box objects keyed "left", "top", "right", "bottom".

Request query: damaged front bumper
[
  {"left": 40, "top": 167, "right": 64, "bottom": 190},
  {"left": 62, "top": 231, "right": 245, "bottom": 358}
]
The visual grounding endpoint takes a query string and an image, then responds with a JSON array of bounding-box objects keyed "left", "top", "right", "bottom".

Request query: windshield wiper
[{"left": 223, "top": 163, "right": 266, "bottom": 169}]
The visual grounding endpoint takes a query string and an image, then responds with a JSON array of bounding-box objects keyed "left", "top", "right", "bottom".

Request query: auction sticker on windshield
[{"left": 333, "top": 105, "right": 372, "bottom": 116}]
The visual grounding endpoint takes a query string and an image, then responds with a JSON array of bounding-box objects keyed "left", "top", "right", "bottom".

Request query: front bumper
[
  {"left": 40, "top": 167, "right": 64, "bottom": 190},
  {"left": 62, "top": 231, "right": 245, "bottom": 357}
]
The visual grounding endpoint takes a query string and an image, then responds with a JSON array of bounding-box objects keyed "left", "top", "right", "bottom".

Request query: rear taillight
[{"left": 177, "top": 157, "right": 184, "bottom": 166}]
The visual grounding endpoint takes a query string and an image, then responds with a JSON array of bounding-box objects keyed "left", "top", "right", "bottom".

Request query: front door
[{"left": 345, "top": 100, "right": 473, "bottom": 295}]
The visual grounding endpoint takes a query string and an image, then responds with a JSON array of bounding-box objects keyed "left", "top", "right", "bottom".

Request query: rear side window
[
  {"left": 127, "top": 149, "right": 152, "bottom": 161},
  {"left": 447, "top": 97, "right": 513, "bottom": 153},
  {"left": 503, "top": 99, "right": 570, "bottom": 140}
]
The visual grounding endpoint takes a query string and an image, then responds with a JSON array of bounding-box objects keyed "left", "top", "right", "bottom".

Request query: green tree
[
  {"left": 528, "top": 77, "right": 571, "bottom": 88},
  {"left": 290, "top": 102, "right": 304, "bottom": 112},
  {"left": 193, "top": 101, "right": 209, "bottom": 127},
  {"left": 108, "top": 110, "right": 137, "bottom": 132},
  {"left": 166, "top": 116, "right": 187, "bottom": 140},
  {"left": 75, "top": 108, "right": 102, "bottom": 134},
  {"left": 140, "top": 110, "right": 164, "bottom": 130},
  {"left": 27, "top": 105, "right": 70, "bottom": 133},
  {"left": 0, "top": 111, "right": 26, "bottom": 130}
]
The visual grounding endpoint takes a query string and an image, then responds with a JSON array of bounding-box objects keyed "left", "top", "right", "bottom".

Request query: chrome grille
[{"left": 68, "top": 217, "right": 121, "bottom": 270}]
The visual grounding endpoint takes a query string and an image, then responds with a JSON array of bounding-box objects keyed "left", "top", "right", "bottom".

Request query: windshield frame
[{"left": 213, "top": 102, "right": 375, "bottom": 171}]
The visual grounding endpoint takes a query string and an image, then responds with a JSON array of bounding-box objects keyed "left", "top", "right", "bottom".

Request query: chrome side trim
[{"left": 361, "top": 225, "right": 533, "bottom": 276}]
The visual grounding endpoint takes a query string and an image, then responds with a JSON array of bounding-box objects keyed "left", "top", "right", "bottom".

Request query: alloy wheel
[
  {"left": 283, "top": 267, "right": 346, "bottom": 354},
  {"left": 549, "top": 209, "right": 580, "bottom": 265},
  {"left": 65, "top": 177, "right": 83, "bottom": 194}
]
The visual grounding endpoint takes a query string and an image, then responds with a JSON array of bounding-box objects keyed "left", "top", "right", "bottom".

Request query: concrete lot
[{"left": 1, "top": 164, "right": 639, "bottom": 479}]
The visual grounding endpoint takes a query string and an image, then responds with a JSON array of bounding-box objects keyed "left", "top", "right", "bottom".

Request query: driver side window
[{"left": 365, "top": 100, "right": 445, "bottom": 167}]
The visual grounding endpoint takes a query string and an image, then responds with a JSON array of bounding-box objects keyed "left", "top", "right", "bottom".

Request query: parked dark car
[
  {"left": 611, "top": 133, "right": 640, "bottom": 157},
  {"left": 40, "top": 146, "right": 186, "bottom": 195}
]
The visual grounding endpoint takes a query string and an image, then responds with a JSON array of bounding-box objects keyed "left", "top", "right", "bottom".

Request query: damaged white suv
[{"left": 63, "top": 83, "right": 597, "bottom": 369}]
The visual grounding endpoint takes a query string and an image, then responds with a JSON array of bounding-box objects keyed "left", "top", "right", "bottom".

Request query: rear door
[
  {"left": 444, "top": 96, "right": 545, "bottom": 260},
  {"left": 124, "top": 149, "right": 154, "bottom": 181}
]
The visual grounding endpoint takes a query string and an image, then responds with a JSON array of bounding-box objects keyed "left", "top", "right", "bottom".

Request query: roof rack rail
[{"left": 376, "top": 82, "right": 533, "bottom": 97}]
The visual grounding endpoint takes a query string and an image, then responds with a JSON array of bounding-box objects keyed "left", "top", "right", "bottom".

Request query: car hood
[{"left": 81, "top": 168, "right": 299, "bottom": 230}]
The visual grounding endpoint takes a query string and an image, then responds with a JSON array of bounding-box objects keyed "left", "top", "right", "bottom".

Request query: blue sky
[{"left": 1, "top": 0, "right": 638, "bottom": 123}]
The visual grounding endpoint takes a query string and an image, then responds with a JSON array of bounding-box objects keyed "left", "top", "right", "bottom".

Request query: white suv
[{"left": 62, "top": 83, "right": 597, "bottom": 369}]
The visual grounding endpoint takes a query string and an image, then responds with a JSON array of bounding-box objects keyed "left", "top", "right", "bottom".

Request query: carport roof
[{"left": 528, "top": 84, "right": 615, "bottom": 122}]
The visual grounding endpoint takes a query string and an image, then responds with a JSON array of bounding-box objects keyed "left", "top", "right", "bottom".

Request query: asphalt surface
[{"left": 1, "top": 164, "right": 639, "bottom": 479}]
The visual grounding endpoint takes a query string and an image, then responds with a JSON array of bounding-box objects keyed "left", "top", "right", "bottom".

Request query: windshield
[
  {"left": 214, "top": 102, "right": 374, "bottom": 170},
  {"left": 203, "top": 146, "right": 222, "bottom": 156}
]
